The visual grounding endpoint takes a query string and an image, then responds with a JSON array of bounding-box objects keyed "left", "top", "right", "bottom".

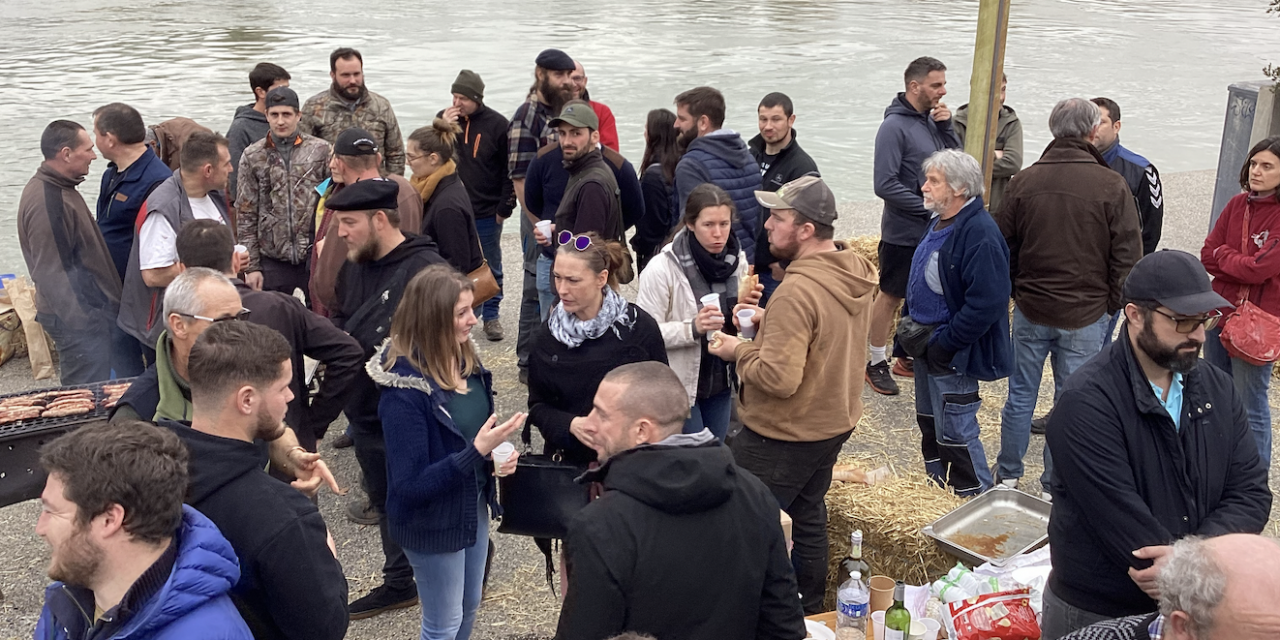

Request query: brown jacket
[
  {"left": 18, "top": 165, "right": 122, "bottom": 330},
  {"left": 145, "top": 117, "right": 213, "bottom": 170},
  {"left": 735, "top": 243, "right": 877, "bottom": 442},
  {"left": 995, "top": 137, "right": 1142, "bottom": 330},
  {"left": 308, "top": 175, "right": 422, "bottom": 316}
]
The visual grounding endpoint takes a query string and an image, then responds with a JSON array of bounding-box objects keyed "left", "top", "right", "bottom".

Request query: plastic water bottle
[{"left": 836, "top": 570, "right": 870, "bottom": 640}]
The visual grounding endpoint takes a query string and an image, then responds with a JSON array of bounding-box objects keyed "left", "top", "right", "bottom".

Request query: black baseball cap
[
  {"left": 265, "top": 86, "right": 300, "bottom": 111},
  {"left": 335, "top": 127, "right": 378, "bottom": 156},
  {"left": 1123, "top": 250, "right": 1232, "bottom": 315}
]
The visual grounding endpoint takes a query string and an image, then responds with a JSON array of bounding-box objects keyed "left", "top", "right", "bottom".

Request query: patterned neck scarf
[{"left": 549, "top": 287, "right": 634, "bottom": 348}]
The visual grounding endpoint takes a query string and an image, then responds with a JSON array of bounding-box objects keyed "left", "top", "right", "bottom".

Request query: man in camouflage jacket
[
  {"left": 237, "top": 86, "right": 331, "bottom": 303},
  {"left": 301, "top": 47, "right": 405, "bottom": 176}
]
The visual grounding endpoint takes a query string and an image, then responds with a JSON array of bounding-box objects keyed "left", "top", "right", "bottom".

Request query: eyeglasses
[
  {"left": 558, "top": 231, "right": 592, "bottom": 251},
  {"left": 1150, "top": 308, "right": 1221, "bottom": 334},
  {"left": 176, "top": 308, "right": 251, "bottom": 324},
  {"left": 406, "top": 152, "right": 425, "bottom": 162}
]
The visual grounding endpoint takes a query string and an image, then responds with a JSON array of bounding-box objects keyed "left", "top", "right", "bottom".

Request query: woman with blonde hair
[
  {"left": 407, "top": 118, "right": 484, "bottom": 274},
  {"left": 369, "top": 264, "right": 524, "bottom": 640}
]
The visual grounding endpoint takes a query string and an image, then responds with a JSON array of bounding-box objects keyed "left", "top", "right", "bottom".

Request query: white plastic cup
[
  {"left": 534, "top": 220, "right": 553, "bottom": 241},
  {"left": 907, "top": 620, "right": 927, "bottom": 640},
  {"left": 234, "top": 244, "right": 248, "bottom": 255},
  {"left": 492, "top": 442, "right": 515, "bottom": 464},
  {"left": 737, "top": 308, "right": 757, "bottom": 339},
  {"left": 699, "top": 293, "right": 721, "bottom": 312},
  {"left": 871, "top": 611, "right": 885, "bottom": 640},
  {"left": 921, "top": 619, "right": 942, "bottom": 640}
]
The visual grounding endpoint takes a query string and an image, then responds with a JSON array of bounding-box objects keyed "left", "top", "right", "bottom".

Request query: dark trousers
[
  {"left": 111, "top": 325, "right": 146, "bottom": 378},
  {"left": 40, "top": 313, "right": 113, "bottom": 385},
  {"left": 1040, "top": 583, "right": 1112, "bottom": 640},
  {"left": 730, "top": 426, "right": 850, "bottom": 614},
  {"left": 348, "top": 376, "right": 414, "bottom": 590},
  {"left": 260, "top": 256, "right": 311, "bottom": 305},
  {"left": 515, "top": 214, "right": 542, "bottom": 371}
]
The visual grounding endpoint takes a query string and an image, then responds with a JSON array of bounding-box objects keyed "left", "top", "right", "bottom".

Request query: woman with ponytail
[
  {"left": 527, "top": 232, "right": 668, "bottom": 464},
  {"left": 407, "top": 119, "right": 484, "bottom": 274}
]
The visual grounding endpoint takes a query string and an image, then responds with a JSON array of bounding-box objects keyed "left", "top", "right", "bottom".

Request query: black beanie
[{"left": 451, "top": 70, "right": 485, "bottom": 106}]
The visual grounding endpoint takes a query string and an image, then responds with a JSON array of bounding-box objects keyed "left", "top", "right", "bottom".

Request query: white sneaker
[{"left": 999, "top": 478, "right": 1019, "bottom": 489}]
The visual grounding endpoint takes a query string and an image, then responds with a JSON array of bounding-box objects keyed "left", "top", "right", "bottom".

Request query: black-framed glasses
[
  {"left": 176, "top": 308, "right": 251, "bottom": 324},
  {"left": 1151, "top": 308, "right": 1221, "bottom": 334},
  {"left": 557, "top": 230, "right": 592, "bottom": 251}
]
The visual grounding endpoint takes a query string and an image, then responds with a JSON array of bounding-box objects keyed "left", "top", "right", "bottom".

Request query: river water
[{"left": 1, "top": 0, "right": 1275, "bottom": 273}]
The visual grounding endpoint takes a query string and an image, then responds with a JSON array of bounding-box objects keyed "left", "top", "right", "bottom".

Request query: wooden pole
[{"left": 965, "top": 0, "right": 1012, "bottom": 199}]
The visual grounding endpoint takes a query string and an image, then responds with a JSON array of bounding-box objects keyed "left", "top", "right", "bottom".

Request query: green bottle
[{"left": 883, "top": 581, "right": 911, "bottom": 640}]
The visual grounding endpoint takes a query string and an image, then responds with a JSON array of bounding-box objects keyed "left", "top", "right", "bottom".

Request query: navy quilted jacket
[{"left": 674, "top": 131, "right": 763, "bottom": 263}]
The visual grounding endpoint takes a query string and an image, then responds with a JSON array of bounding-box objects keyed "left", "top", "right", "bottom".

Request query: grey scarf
[{"left": 549, "top": 287, "right": 635, "bottom": 349}]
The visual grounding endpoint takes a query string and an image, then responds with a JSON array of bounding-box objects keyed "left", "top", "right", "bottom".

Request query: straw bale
[
  {"left": 824, "top": 454, "right": 965, "bottom": 609},
  {"left": 844, "top": 235, "right": 881, "bottom": 270}
]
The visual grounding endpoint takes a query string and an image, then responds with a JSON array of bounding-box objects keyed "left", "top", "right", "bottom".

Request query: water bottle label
[{"left": 838, "top": 600, "right": 869, "bottom": 618}]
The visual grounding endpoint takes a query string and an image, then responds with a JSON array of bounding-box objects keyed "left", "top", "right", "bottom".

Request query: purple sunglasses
[{"left": 557, "top": 230, "right": 592, "bottom": 251}]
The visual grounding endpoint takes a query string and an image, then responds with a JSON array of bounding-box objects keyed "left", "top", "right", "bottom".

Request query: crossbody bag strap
[{"left": 1239, "top": 202, "right": 1254, "bottom": 305}]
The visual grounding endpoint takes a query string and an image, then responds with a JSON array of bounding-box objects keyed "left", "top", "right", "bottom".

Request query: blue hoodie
[
  {"left": 873, "top": 93, "right": 961, "bottom": 246},
  {"left": 36, "top": 505, "right": 252, "bottom": 640},
  {"left": 674, "top": 130, "right": 763, "bottom": 263}
]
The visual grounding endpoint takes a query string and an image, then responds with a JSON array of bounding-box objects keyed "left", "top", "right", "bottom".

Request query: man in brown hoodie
[
  {"left": 18, "top": 120, "right": 124, "bottom": 384},
  {"left": 709, "top": 176, "right": 876, "bottom": 614}
]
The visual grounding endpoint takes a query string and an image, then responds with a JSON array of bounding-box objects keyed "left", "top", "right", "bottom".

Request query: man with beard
[
  {"left": 570, "top": 60, "right": 619, "bottom": 152},
  {"left": 328, "top": 179, "right": 447, "bottom": 619},
  {"left": 158, "top": 320, "right": 349, "bottom": 640},
  {"left": 301, "top": 47, "right": 405, "bottom": 175},
  {"left": 708, "top": 176, "right": 876, "bottom": 613},
  {"left": 530, "top": 101, "right": 624, "bottom": 316},
  {"left": 510, "top": 48, "right": 575, "bottom": 382},
  {"left": 35, "top": 421, "right": 253, "bottom": 640},
  {"left": 749, "top": 92, "right": 820, "bottom": 304},
  {"left": 673, "top": 86, "right": 763, "bottom": 265},
  {"left": 1042, "top": 250, "right": 1271, "bottom": 639},
  {"left": 905, "top": 150, "right": 1011, "bottom": 497}
]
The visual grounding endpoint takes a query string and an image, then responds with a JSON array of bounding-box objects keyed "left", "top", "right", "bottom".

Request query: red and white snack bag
[{"left": 947, "top": 587, "right": 1040, "bottom": 640}]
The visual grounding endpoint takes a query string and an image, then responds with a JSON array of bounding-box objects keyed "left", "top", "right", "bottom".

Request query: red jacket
[
  {"left": 1201, "top": 192, "right": 1280, "bottom": 317},
  {"left": 591, "top": 101, "right": 619, "bottom": 152}
]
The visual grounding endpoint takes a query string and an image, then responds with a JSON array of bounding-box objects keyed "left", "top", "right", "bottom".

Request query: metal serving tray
[{"left": 921, "top": 485, "right": 1052, "bottom": 567}]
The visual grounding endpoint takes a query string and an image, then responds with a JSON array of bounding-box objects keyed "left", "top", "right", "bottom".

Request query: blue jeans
[
  {"left": 1204, "top": 326, "right": 1273, "bottom": 466},
  {"left": 914, "top": 365, "right": 991, "bottom": 496},
  {"left": 997, "top": 308, "right": 1110, "bottom": 493},
  {"left": 535, "top": 253, "right": 556, "bottom": 321},
  {"left": 683, "top": 388, "right": 733, "bottom": 441},
  {"left": 474, "top": 216, "right": 505, "bottom": 321},
  {"left": 403, "top": 495, "right": 490, "bottom": 640}
]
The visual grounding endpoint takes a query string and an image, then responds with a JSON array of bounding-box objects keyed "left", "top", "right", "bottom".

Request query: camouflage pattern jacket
[
  {"left": 300, "top": 88, "right": 405, "bottom": 175},
  {"left": 236, "top": 132, "right": 331, "bottom": 270}
]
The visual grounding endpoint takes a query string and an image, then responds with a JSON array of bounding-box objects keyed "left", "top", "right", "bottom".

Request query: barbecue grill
[{"left": 0, "top": 378, "right": 133, "bottom": 508}]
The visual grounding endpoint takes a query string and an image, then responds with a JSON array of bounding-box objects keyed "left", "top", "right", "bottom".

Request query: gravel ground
[{"left": 1, "top": 169, "right": 1276, "bottom": 640}]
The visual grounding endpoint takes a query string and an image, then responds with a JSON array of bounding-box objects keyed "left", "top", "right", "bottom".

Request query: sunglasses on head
[
  {"left": 557, "top": 230, "right": 592, "bottom": 251},
  {"left": 1150, "top": 308, "right": 1221, "bottom": 334}
]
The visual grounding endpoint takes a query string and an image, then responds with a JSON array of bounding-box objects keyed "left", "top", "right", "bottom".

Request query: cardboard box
[{"left": 781, "top": 509, "right": 793, "bottom": 556}]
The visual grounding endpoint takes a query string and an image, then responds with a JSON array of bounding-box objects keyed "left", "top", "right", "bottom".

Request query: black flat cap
[
  {"left": 535, "top": 49, "right": 575, "bottom": 71},
  {"left": 325, "top": 179, "right": 399, "bottom": 212}
]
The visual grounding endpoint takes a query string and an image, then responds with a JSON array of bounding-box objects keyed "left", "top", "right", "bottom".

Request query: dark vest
[{"left": 554, "top": 150, "right": 623, "bottom": 242}]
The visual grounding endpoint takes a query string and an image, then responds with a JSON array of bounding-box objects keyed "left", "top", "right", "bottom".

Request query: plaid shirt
[{"left": 507, "top": 92, "right": 558, "bottom": 180}]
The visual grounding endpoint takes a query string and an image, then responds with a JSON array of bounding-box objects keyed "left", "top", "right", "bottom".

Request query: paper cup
[
  {"left": 234, "top": 244, "right": 248, "bottom": 255},
  {"left": 907, "top": 620, "right": 927, "bottom": 640},
  {"left": 492, "top": 442, "right": 515, "bottom": 464},
  {"left": 871, "top": 611, "right": 885, "bottom": 640},
  {"left": 921, "top": 618, "right": 942, "bottom": 640},
  {"left": 700, "top": 293, "right": 721, "bottom": 312},
  {"left": 737, "top": 308, "right": 757, "bottom": 339},
  {"left": 534, "top": 220, "right": 552, "bottom": 239},
  {"left": 869, "top": 575, "right": 895, "bottom": 613}
]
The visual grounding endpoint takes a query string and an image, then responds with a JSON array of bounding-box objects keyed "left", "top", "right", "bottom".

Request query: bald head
[{"left": 1159, "top": 534, "right": 1280, "bottom": 640}]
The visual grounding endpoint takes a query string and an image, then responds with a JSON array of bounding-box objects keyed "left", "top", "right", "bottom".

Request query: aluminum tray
[{"left": 921, "top": 485, "right": 1051, "bottom": 567}]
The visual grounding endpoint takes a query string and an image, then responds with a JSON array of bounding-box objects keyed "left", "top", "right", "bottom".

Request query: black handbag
[
  {"left": 496, "top": 422, "right": 591, "bottom": 540},
  {"left": 895, "top": 314, "right": 938, "bottom": 359}
]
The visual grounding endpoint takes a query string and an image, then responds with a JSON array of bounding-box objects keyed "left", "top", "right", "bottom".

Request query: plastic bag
[{"left": 948, "top": 587, "right": 1040, "bottom": 640}]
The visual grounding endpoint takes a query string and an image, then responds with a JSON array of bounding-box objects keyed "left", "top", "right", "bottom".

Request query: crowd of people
[{"left": 15, "top": 43, "right": 1280, "bottom": 640}]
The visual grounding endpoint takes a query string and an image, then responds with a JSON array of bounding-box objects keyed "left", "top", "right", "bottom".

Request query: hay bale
[
  {"left": 844, "top": 235, "right": 880, "bottom": 270},
  {"left": 824, "top": 454, "right": 965, "bottom": 609}
]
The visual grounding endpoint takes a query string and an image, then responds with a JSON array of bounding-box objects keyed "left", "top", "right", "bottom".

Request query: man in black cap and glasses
[{"left": 1042, "top": 250, "right": 1272, "bottom": 639}]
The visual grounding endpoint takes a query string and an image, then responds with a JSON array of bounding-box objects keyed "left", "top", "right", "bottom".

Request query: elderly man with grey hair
[
  {"left": 991, "top": 97, "right": 1142, "bottom": 498},
  {"left": 1059, "top": 534, "right": 1280, "bottom": 640},
  {"left": 900, "top": 149, "right": 1012, "bottom": 496}
]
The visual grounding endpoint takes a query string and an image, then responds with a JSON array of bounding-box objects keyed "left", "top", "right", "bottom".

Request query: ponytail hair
[
  {"left": 557, "top": 231, "right": 628, "bottom": 291},
  {"left": 407, "top": 117, "right": 461, "bottom": 163}
]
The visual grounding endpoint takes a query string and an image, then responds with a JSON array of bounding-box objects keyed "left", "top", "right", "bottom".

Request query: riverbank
[{"left": 1, "top": 169, "right": 1275, "bottom": 640}]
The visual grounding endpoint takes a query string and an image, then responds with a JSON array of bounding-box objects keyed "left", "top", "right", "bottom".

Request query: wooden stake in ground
[{"left": 965, "top": 0, "right": 1012, "bottom": 197}]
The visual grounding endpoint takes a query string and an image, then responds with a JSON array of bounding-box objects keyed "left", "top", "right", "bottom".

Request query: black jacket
[
  {"left": 436, "top": 105, "right": 515, "bottom": 220},
  {"left": 422, "top": 172, "right": 485, "bottom": 273},
  {"left": 556, "top": 440, "right": 806, "bottom": 640},
  {"left": 1100, "top": 141, "right": 1164, "bottom": 256},
  {"left": 334, "top": 233, "right": 447, "bottom": 426},
  {"left": 631, "top": 163, "right": 674, "bottom": 261},
  {"left": 159, "top": 420, "right": 349, "bottom": 640},
  {"left": 527, "top": 304, "right": 667, "bottom": 464},
  {"left": 1046, "top": 331, "right": 1271, "bottom": 617},
  {"left": 234, "top": 279, "right": 363, "bottom": 449},
  {"left": 747, "top": 132, "right": 820, "bottom": 271}
]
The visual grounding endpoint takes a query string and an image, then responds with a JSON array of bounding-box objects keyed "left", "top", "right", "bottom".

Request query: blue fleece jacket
[
  {"left": 674, "top": 130, "right": 763, "bottom": 263},
  {"left": 36, "top": 505, "right": 252, "bottom": 640},
  {"left": 928, "top": 197, "right": 1013, "bottom": 381},
  {"left": 367, "top": 342, "right": 500, "bottom": 555},
  {"left": 873, "top": 94, "right": 961, "bottom": 246}
]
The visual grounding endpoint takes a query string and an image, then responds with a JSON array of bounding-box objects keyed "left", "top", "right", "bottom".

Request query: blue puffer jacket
[
  {"left": 36, "top": 505, "right": 252, "bottom": 640},
  {"left": 874, "top": 93, "right": 962, "bottom": 246},
  {"left": 674, "top": 131, "right": 763, "bottom": 263},
  {"left": 928, "top": 196, "right": 1014, "bottom": 381}
]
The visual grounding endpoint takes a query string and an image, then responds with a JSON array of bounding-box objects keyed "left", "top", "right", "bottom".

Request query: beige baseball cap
[{"left": 754, "top": 175, "right": 838, "bottom": 225}]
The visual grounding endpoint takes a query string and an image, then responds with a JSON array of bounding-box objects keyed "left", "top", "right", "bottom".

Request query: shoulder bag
[
  {"left": 1218, "top": 200, "right": 1280, "bottom": 365},
  {"left": 496, "top": 420, "right": 592, "bottom": 540}
]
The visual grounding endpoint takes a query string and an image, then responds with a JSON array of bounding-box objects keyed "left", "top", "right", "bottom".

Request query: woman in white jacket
[{"left": 636, "top": 183, "right": 759, "bottom": 439}]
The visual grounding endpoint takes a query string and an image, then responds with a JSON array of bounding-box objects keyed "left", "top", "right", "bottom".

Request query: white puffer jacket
[{"left": 635, "top": 235, "right": 748, "bottom": 407}]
